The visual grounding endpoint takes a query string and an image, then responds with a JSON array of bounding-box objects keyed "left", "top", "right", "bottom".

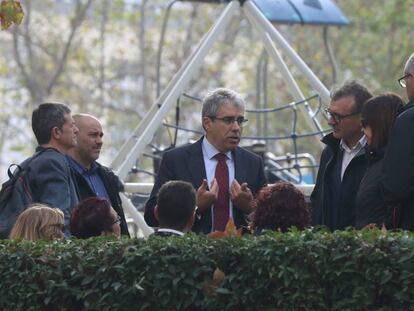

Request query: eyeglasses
[
  {"left": 398, "top": 73, "right": 412, "bottom": 88},
  {"left": 111, "top": 215, "right": 121, "bottom": 225},
  {"left": 324, "top": 108, "right": 360, "bottom": 123},
  {"left": 210, "top": 116, "right": 248, "bottom": 126}
]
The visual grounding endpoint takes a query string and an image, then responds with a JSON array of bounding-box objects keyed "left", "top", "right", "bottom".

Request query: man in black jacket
[
  {"left": 67, "top": 114, "right": 129, "bottom": 236},
  {"left": 382, "top": 53, "right": 414, "bottom": 230},
  {"left": 311, "top": 81, "right": 372, "bottom": 230}
]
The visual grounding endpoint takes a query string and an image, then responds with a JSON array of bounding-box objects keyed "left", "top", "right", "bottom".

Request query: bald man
[
  {"left": 67, "top": 114, "right": 129, "bottom": 236},
  {"left": 382, "top": 53, "right": 414, "bottom": 230}
]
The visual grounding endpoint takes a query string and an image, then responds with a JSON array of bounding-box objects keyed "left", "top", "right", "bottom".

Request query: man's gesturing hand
[
  {"left": 196, "top": 178, "right": 219, "bottom": 212},
  {"left": 230, "top": 180, "right": 254, "bottom": 213}
]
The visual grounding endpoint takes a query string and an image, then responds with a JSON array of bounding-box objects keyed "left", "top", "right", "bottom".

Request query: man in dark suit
[
  {"left": 382, "top": 53, "right": 414, "bottom": 230},
  {"left": 67, "top": 114, "right": 129, "bottom": 236},
  {"left": 152, "top": 181, "right": 196, "bottom": 237},
  {"left": 145, "top": 88, "right": 267, "bottom": 234}
]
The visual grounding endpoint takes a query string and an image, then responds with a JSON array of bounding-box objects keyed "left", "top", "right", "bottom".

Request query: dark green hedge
[{"left": 1, "top": 229, "right": 414, "bottom": 310}]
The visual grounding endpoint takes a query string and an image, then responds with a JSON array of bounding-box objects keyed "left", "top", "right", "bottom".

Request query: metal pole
[
  {"left": 244, "top": 7, "right": 324, "bottom": 136},
  {"left": 243, "top": 0, "right": 331, "bottom": 105},
  {"left": 111, "top": 22, "right": 216, "bottom": 170},
  {"left": 120, "top": 193, "right": 154, "bottom": 238},
  {"left": 116, "top": 1, "right": 240, "bottom": 180}
]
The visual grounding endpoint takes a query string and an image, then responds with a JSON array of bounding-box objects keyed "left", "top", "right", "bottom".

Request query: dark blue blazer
[
  {"left": 144, "top": 137, "right": 267, "bottom": 234},
  {"left": 28, "top": 147, "right": 79, "bottom": 234}
]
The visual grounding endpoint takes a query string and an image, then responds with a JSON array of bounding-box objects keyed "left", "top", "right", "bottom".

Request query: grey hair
[
  {"left": 201, "top": 88, "right": 245, "bottom": 118},
  {"left": 32, "top": 102, "right": 71, "bottom": 145},
  {"left": 404, "top": 53, "right": 414, "bottom": 74}
]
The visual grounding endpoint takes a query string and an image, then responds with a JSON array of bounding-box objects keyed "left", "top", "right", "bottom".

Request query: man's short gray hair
[
  {"left": 404, "top": 53, "right": 414, "bottom": 74},
  {"left": 202, "top": 88, "right": 245, "bottom": 118}
]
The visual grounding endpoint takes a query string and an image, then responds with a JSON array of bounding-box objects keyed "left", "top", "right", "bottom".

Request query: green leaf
[{"left": 215, "top": 287, "right": 232, "bottom": 295}]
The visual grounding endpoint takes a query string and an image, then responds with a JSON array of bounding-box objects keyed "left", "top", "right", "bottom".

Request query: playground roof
[
  {"left": 253, "top": 0, "right": 349, "bottom": 26},
  {"left": 186, "top": 0, "right": 349, "bottom": 26}
]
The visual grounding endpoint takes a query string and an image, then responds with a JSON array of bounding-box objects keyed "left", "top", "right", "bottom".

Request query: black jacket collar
[
  {"left": 321, "top": 132, "right": 340, "bottom": 149},
  {"left": 399, "top": 99, "right": 414, "bottom": 115},
  {"left": 321, "top": 132, "right": 366, "bottom": 157}
]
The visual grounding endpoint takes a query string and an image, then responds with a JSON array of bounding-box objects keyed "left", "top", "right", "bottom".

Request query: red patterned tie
[{"left": 213, "top": 153, "right": 229, "bottom": 231}]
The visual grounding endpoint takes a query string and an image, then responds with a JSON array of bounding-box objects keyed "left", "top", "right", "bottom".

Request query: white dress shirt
[
  {"left": 202, "top": 137, "right": 235, "bottom": 230},
  {"left": 340, "top": 135, "right": 367, "bottom": 180}
]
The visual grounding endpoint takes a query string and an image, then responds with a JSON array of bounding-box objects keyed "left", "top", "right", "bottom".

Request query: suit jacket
[
  {"left": 28, "top": 147, "right": 79, "bottom": 233},
  {"left": 144, "top": 137, "right": 267, "bottom": 234},
  {"left": 310, "top": 133, "right": 367, "bottom": 230},
  {"left": 382, "top": 100, "right": 414, "bottom": 230},
  {"left": 69, "top": 160, "right": 130, "bottom": 236}
]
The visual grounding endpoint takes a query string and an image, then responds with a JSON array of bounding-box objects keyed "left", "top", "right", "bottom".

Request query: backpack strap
[
  {"left": 7, "top": 164, "right": 22, "bottom": 179},
  {"left": 8, "top": 147, "right": 52, "bottom": 179}
]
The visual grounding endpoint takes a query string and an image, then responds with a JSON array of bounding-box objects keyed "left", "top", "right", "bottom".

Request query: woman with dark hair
[
  {"left": 70, "top": 197, "right": 121, "bottom": 238},
  {"left": 250, "top": 181, "right": 310, "bottom": 233},
  {"left": 355, "top": 93, "right": 404, "bottom": 229}
]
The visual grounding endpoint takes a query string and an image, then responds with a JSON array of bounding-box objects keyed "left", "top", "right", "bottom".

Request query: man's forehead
[
  {"left": 217, "top": 103, "right": 244, "bottom": 115},
  {"left": 87, "top": 126, "right": 103, "bottom": 135},
  {"left": 329, "top": 96, "right": 355, "bottom": 110},
  {"left": 76, "top": 115, "right": 102, "bottom": 129}
]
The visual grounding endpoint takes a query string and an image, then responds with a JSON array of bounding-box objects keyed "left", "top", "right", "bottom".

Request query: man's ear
[
  {"left": 154, "top": 205, "right": 160, "bottom": 222},
  {"left": 51, "top": 126, "right": 61, "bottom": 140},
  {"left": 187, "top": 210, "right": 196, "bottom": 231},
  {"left": 202, "top": 117, "right": 211, "bottom": 132}
]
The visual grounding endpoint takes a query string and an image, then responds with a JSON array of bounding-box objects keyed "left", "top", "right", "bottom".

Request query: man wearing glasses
[
  {"left": 145, "top": 88, "right": 267, "bottom": 234},
  {"left": 382, "top": 53, "right": 414, "bottom": 230},
  {"left": 311, "top": 81, "right": 372, "bottom": 230}
]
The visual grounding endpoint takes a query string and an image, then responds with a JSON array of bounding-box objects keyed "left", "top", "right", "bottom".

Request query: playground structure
[{"left": 109, "top": 0, "right": 348, "bottom": 237}]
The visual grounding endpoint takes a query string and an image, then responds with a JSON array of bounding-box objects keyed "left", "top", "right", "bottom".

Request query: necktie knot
[{"left": 214, "top": 153, "right": 227, "bottom": 162}]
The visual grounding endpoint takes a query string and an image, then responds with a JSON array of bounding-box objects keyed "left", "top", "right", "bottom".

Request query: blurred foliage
[{"left": 1, "top": 228, "right": 414, "bottom": 310}]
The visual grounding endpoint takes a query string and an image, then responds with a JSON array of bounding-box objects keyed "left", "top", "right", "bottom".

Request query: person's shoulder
[
  {"left": 32, "top": 148, "right": 66, "bottom": 165},
  {"left": 96, "top": 163, "right": 117, "bottom": 178},
  {"left": 95, "top": 162, "right": 123, "bottom": 187},
  {"left": 397, "top": 105, "right": 414, "bottom": 123},
  {"left": 236, "top": 146, "right": 262, "bottom": 161},
  {"left": 316, "top": 144, "right": 336, "bottom": 167},
  {"left": 28, "top": 148, "right": 68, "bottom": 177},
  {"left": 164, "top": 140, "right": 200, "bottom": 157},
  {"left": 95, "top": 161, "right": 113, "bottom": 173}
]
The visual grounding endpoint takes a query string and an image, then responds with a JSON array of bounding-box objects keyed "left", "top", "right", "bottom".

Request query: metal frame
[{"left": 112, "top": 0, "right": 331, "bottom": 237}]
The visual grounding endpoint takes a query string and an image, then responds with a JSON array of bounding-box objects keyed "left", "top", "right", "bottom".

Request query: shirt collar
[
  {"left": 157, "top": 228, "right": 185, "bottom": 236},
  {"left": 202, "top": 137, "right": 233, "bottom": 160},
  {"left": 67, "top": 156, "right": 97, "bottom": 174},
  {"left": 340, "top": 135, "right": 367, "bottom": 152}
]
